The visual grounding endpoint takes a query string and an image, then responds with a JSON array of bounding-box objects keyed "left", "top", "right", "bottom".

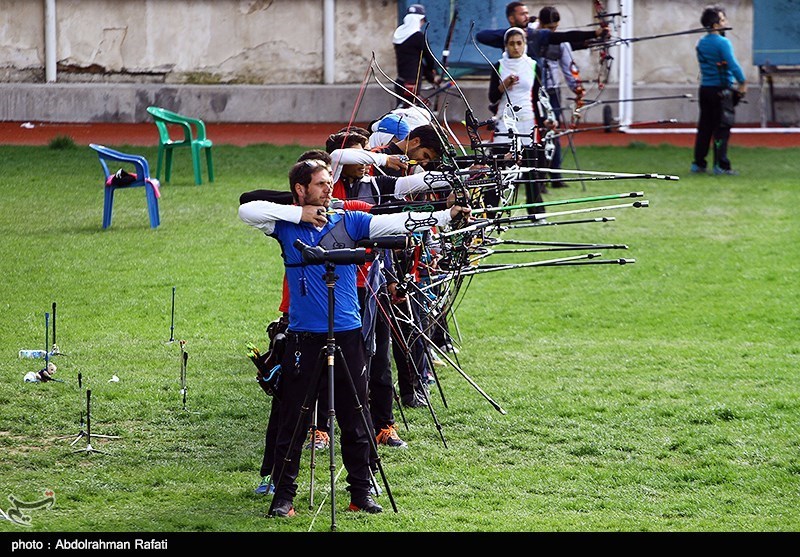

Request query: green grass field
[{"left": 0, "top": 140, "right": 798, "bottom": 535}]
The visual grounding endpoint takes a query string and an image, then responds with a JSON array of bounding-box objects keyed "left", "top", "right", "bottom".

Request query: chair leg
[
  {"left": 145, "top": 184, "right": 160, "bottom": 228},
  {"left": 156, "top": 146, "right": 164, "bottom": 181},
  {"left": 192, "top": 145, "right": 202, "bottom": 185},
  {"left": 103, "top": 186, "right": 115, "bottom": 229},
  {"left": 206, "top": 147, "right": 214, "bottom": 183},
  {"left": 165, "top": 149, "right": 174, "bottom": 183}
]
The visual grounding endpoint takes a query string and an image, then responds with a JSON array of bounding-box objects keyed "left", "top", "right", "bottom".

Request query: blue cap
[{"left": 376, "top": 114, "right": 411, "bottom": 140}]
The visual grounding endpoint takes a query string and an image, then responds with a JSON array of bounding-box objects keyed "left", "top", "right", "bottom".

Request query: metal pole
[
  {"left": 45, "top": 0, "right": 57, "bottom": 83},
  {"left": 323, "top": 0, "right": 335, "bottom": 84},
  {"left": 618, "top": 1, "right": 634, "bottom": 129}
]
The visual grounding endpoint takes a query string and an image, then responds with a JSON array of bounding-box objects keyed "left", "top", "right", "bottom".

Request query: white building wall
[
  {"left": 3, "top": 0, "right": 795, "bottom": 125},
  {"left": 0, "top": 0, "right": 397, "bottom": 84},
  {"left": 0, "top": 0, "right": 758, "bottom": 85}
]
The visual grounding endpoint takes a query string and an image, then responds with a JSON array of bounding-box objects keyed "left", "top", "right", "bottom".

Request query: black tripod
[
  {"left": 51, "top": 302, "right": 66, "bottom": 356},
  {"left": 168, "top": 286, "right": 176, "bottom": 343},
  {"left": 70, "top": 389, "right": 120, "bottom": 454},
  {"left": 268, "top": 242, "right": 397, "bottom": 530},
  {"left": 177, "top": 340, "right": 199, "bottom": 414}
]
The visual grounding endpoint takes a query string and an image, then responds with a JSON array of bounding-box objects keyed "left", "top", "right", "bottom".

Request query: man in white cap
[{"left": 393, "top": 4, "right": 442, "bottom": 108}]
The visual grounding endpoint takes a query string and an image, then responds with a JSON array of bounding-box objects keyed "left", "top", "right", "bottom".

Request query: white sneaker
[{"left": 443, "top": 343, "right": 460, "bottom": 354}]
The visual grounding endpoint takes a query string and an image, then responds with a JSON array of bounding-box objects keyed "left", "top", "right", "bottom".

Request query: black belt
[{"left": 285, "top": 331, "right": 324, "bottom": 343}]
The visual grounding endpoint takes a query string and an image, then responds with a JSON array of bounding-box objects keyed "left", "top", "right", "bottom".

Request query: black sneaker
[
  {"left": 349, "top": 495, "right": 383, "bottom": 514},
  {"left": 401, "top": 393, "right": 427, "bottom": 408},
  {"left": 442, "top": 342, "right": 460, "bottom": 354},
  {"left": 270, "top": 498, "right": 295, "bottom": 518}
]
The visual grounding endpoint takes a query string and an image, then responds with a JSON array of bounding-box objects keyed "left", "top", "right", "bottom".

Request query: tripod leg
[
  {"left": 370, "top": 290, "right": 406, "bottom": 436},
  {"left": 268, "top": 348, "right": 326, "bottom": 517},
  {"left": 307, "top": 402, "right": 318, "bottom": 510},
  {"left": 333, "top": 345, "right": 398, "bottom": 513},
  {"left": 69, "top": 431, "right": 86, "bottom": 446},
  {"left": 391, "top": 384, "right": 408, "bottom": 431}
]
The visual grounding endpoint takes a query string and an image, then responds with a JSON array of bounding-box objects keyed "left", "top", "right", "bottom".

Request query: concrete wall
[
  {"left": 0, "top": 0, "right": 795, "bottom": 125},
  {"left": 0, "top": 0, "right": 397, "bottom": 84}
]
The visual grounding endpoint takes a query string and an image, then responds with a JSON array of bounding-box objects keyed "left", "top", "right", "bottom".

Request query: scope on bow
[
  {"left": 294, "top": 240, "right": 368, "bottom": 266},
  {"left": 356, "top": 236, "right": 411, "bottom": 250}
]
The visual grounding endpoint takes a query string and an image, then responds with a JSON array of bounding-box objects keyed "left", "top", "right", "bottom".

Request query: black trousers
[
  {"left": 693, "top": 86, "right": 732, "bottom": 171},
  {"left": 522, "top": 145, "right": 546, "bottom": 215},
  {"left": 545, "top": 87, "right": 565, "bottom": 181},
  {"left": 271, "top": 328, "right": 372, "bottom": 502},
  {"left": 259, "top": 398, "right": 280, "bottom": 478}
]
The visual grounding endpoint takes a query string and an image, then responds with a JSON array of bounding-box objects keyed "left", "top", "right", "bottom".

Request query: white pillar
[
  {"left": 618, "top": 0, "right": 634, "bottom": 129},
  {"left": 323, "top": 0, "right": 335, "bottom": 84},
  {"left": 45, "top": 0, "right": 57, "bottom": 83}
]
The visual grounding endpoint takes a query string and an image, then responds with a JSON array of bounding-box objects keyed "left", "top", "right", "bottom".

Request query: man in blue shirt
[
  {"left": 691, "top": 5, "right": 747, "bottom": 175},
  {"left": 239, "top": 159, "right": 469, "bottom": 518}
]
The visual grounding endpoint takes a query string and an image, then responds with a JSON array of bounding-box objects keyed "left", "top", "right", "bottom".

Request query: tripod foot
[{"left": 72, "top": 444, "right": 109, "bottom": 455}]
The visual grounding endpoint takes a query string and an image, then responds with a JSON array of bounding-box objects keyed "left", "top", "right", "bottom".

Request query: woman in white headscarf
[
  {"left": 392, "top": 4, "right": 441, "bottom": 108},
  {"left": 489, "top": 27, "right": 537, "bottom": 147},
  {"left": 487, "top": 26, "right": 548, "bottom": 217}
]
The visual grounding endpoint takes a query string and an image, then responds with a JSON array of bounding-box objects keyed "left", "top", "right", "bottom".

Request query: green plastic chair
[{"left": 146, "top": 106, "right": 214, "bottom": 185}]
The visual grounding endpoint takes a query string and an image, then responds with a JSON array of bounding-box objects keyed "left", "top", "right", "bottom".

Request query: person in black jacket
[
  {"left": 476, "top": 2, "right": 606, "bottom": 69},
  {"left": 393, "top": 4, "right": 442, "bottom": 108}
]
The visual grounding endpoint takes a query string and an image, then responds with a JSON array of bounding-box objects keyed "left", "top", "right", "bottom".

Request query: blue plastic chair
[{"left": 89, "top": 144, "right": 160, "bottom": 229}]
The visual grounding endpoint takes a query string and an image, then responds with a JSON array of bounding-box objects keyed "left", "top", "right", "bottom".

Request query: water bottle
[{"left": 19, "top": 349, "right": 48, "bottom": 359}]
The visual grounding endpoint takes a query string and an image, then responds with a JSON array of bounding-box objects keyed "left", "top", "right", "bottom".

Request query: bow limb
[
  {"left": 562, "top": 52, "right": 588, "bottom": 191},
  {"left": 440, "top": 103, "right": 469, "bottom": 157},
  {"left": 434, "top": 2, "right": 459, "bottom": 113},
  {"left": 343, "top": 60, "right": 377, "bottom": 138},
  {"left": 592, "top": 0, "right": 613, "bottom": 92},
  {"left": 424, "top": 22, "right": 484, "bottom": 160},
  {"left": 568, "top": 59, "right": 585, "bottom": 126},
  {"left": 582, "top": 0, "right": 623, "bottom": 102},
  {"left": 370, "top": 52, "right": 463, "bottom": 163},
  {"left": 535, "top": 82, "right": 557, "bottom": 162},
  {"left": 417, "top": 26, "right": 476, "bottom": 228}
]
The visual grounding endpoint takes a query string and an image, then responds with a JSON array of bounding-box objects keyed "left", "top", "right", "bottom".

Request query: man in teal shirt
[{"left": 691, "top": 5, "right": 747, "bottom": 175}]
